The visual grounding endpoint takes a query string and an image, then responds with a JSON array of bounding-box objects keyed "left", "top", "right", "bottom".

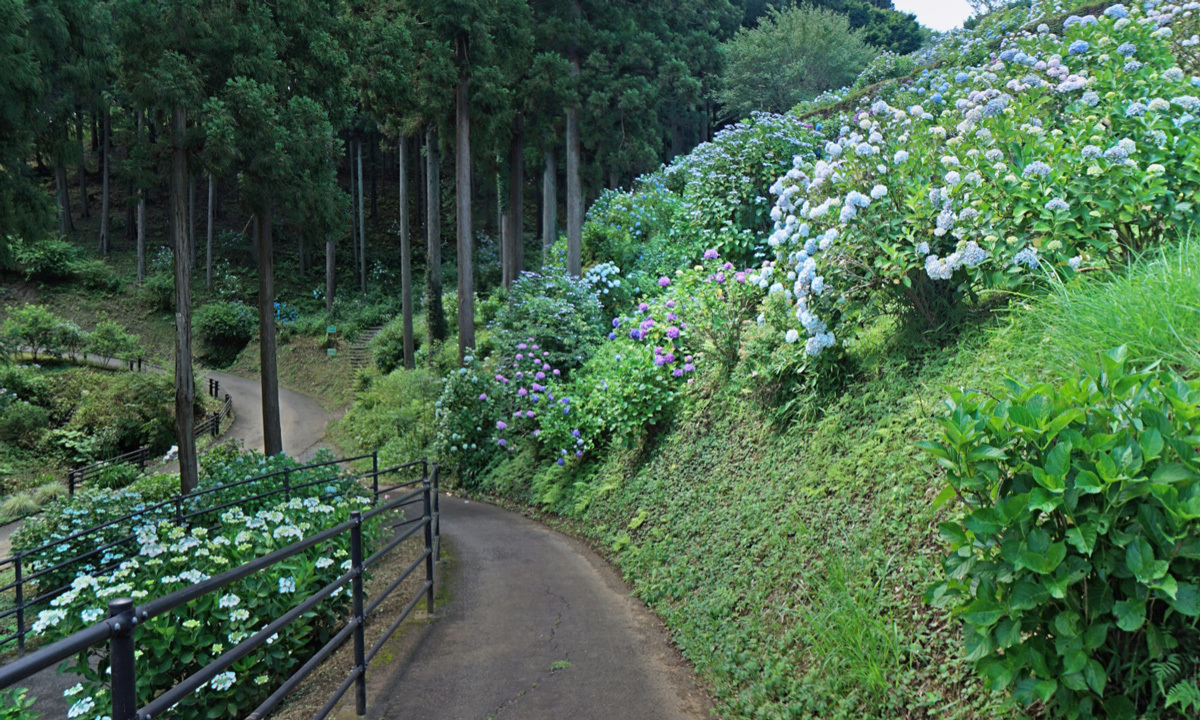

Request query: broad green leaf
[
  {"left": 962, "top": 598, "right": 1005, "bottom": 628},
  {"left": 1139, "top": 428, "right": 1164, "bottom": 461},
  {"left": 1083, "top": 659, "right": 1107, "bottom": 694},
  {"left": 1113, "top": 598, "right": 1145, "bottom": 631},
  {"left": 1072, "top": 470, "right": 1103, "bottom": 494},
  {"left": 1066, "top": 524, "right": 1098, "bottom": 555},
  {"left": 1045, "top": 442, "right": 1071, "bottom": 478},
  {"left": 1151, "top": 463, "right": 1196, "bottom": 484}
]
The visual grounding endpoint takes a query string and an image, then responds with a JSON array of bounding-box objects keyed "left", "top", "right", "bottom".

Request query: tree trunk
[
  {"left": 399, "top": 137, "right": 415, "bottom": 369},
  {"left": 370, "top": 138, "right": 378, "bottom": 222},
  {"left": 98, "top": 108, "right": 111, "bottom": 254},
  {"left": 298, "top": 227, "right": 306, "bottom": 275},
  {"left": 349, "top": 139, "right": 358, "bottom": 279},
  {"left": 358, "top": 140, "right": 366, "bottom": 294},
  {"left": 507, "top": 112, "right": 525, "bottom": 286},
  {"left": 55, "top": 164, "right": 74, "bottom": 234},
  {"left": 206, "top": 174, "right": 214, "bottom": 290},
  {"left": 425, "top": 127, "right": 446, "bottom": 343},
  {"left": 500, "top": 213, "right": 509, "bottom": 289},
  {"left": 495, "top": 166, "right": 504, "bottom": 279},
  {"left": 91, "top": 112, "right": 99, "bottom": 153},
  {"left": 566, "top": 57, "right": 582, "bottom": 277},
  {"left": 188, "top": 173, "right": 197, "bottom": 268},
  {"left": 542, "top": 146, "right": 557, "bottom": 262},
  {"left": 171, "top": 105, "right": 198, "bottom": 494},
  {"left": 77, "top": 113, "right": 89, "bottom": 219},
  {"left": 325, "top": 235, "right": 335, "bottom": 315},
  {"left": 455, "top": 39, "right": 475, "bottom": 361},
  {"left": 258, "top": 198, "right": 283, "bottom": 457}
]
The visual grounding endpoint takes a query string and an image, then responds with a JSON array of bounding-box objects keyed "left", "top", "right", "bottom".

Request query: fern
[
  {"left": 1165, "top": 677, "right": 1200, "bottom": 713},
  {"left": 1153, "top": 654, "right": 1185, "bottom": 695}
]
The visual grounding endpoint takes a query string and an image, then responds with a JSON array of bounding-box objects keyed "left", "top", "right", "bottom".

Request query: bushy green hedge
[
  {"left": 195, "top": 301, "right": 258, "bottom": 365},
  {"left": 924, "top": 347, "right": 1200, "bottom": 719}
]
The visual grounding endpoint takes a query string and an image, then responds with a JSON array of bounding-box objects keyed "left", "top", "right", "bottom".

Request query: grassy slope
[{"left": 480, "top": 233, "right": 1200, "bottom": 719}]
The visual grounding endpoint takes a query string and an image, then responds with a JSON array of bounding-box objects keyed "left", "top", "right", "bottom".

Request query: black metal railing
[
  {"left": 194, "top": 393, "right": 233, "bottom": 438},
  {"left": 66, "top": 447, "right": 150, "bottom": 496},
  {"left": 0, "top": 460, "right": 441, "bottom": 720},
  {"left": 0, "top": 452, "right": 418, "bottom": 656}
]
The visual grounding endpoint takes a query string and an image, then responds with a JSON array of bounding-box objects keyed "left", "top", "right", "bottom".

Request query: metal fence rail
[
  {"left": 0, "top": 460, "right": 441, "bottom": 720},
  {"left": 66, "top": 447, "right": 150, "bottom": 495},
  {"left": 0, "top": 451, "right": 413, "bottom": 656}
]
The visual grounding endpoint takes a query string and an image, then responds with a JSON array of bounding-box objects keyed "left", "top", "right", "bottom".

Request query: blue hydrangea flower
[
  {"left": 1117, "top": 42, "right": 1136, "bottom": 57},
  {"left": 1068, "top": 40, "right": 1090, "bottom": 55},
  {"left": 1022, "top": 161, "right": 1053, "bottom": 178},
  {"left": 1045, "top": 198, "right": 1071, "bottom": 212},
  {"left": 1104, "top": 4, "right": 1129, "bottom": 19}
]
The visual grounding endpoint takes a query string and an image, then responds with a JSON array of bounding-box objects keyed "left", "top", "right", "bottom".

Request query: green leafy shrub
[
  {"left": 370, "top": 317, "right": 423, "bottom": 374},
  {"left": 333, "top": 368, "right": 437, "bottom": 469},
  {"left": 85, "top": 320, "right": 143, "bottom": 362},
  {"left": 2, "top": 304, "right": 66, "bottom": 359},
  {"left": 35, "top": 493, "right": 381, "bottom": 720},
  {"left": 75, "top": 258, "right": 121, "bottom": 291},
  {"left": 30, "top": 480, "right": 66, "bottom": 506},
  {"left": 0, "top": 403, "right": 49, "bottom": 448},
  {"left": 0, "top": 365, "right": 48, "bottom": 406},
  {"left": 60, "top": 371, "right": 179, "bottom": 456},
  {"left": 0, "top": 687, "right": 38, "bottom": 720},
  {"left": 489, "top": 271, "right": 603, "bottom": 372},
  {"left": 923, "top": 347, "right": 1200, "bottom": 719},
  {"left": 195, "top": 301, "right": 258, "bottom": 365},
  {"left": 141, "top": 272, "right": 175, "bottom": 312},
  {"left": 14, "top": 237, "right": 81, "bottom": 280},
  {"left": 129, "top": 473, "right": 180, "bottom": 503},
  {"left": 848, "top": 50, "right": 920, "bottom": 93},
  {"left": 52, "top": 320, "right": 86, "bottom": 358},
  {"left": 93, "top": 462, "right": 142, "bottom": 491},
  {"left": 434, "top": 356, "right": 500, "bottom": 486}
]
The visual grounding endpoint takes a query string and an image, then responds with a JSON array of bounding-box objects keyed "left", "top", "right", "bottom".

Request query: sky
[{"left": 893, "top": 0, "right": 974, "bottom": 32}]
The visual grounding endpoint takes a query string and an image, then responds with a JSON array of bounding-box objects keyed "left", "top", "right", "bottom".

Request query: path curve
[
  {"left": 206, "top": 371, "right": 330, "bottom": 461},
  {"left": 374, "top": 497, "right": 713, "bottom": 720}
]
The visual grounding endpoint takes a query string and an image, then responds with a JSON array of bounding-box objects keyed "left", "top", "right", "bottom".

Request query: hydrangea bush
[
  {"left": 35, "top": 494, "right": 380, "bottom": 720},
  {"left": 766, "top": 3, "right": 1200, "bottom": 364}
]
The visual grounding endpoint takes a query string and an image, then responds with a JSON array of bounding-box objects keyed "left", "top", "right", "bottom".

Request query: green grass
[
  {"left": 1032, "top": 228, "right": 1200, "bottom": 377},
  {"left": 472, "top": 233, "right": 1200, "bottom": 719}
]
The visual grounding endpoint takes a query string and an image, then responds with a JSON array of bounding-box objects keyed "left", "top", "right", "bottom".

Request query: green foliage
[
  {"left": 0, "top": 365, "right": 48, "bottom": 406},
  {"left": 141, "top": 272, "right": 175, "bottom": 313},
  {"left": 848, "top": 51, "right": 920, "bottom": 94},
  {"left": 2, "top": 304, "right": 65, "bottom": 359},
  {"left": 37, "top": 492, "right": 378, "bottom": 720},
  {"left": 0, "top": 687, "right": 39, "bottom": 720},
  {"left": 369, "top": 316, "right": 423, "bottom": 375},
  {"left": 195, "top": 301, "right": 259, "bottom": 365},
  {"left": 129, "top": 473, "right": 180, "bottom": 503},
  {"left": 1034, "top": 231, "right": 1200, "bottom": 379},
  {"left": 74, "top": 258, "right": 122, "bottom": 291},
  {"left": 0, "top": 402, "right": 49, "bottom": 448},
  {"left": 717, "top": 3, "right": 876, "bottom": 118},
  {"left": 0, "top": 492, "right": 40, "bottom": 523},
  {"left": 93, "top": 462, "right": 141, "bottom": 491},
  {"left": 489, "top": 271, "right": 603, "bottom": 372},
  {"left": 332, "top": 368, "right": 438, "bottom": 470},
  {"left": 85, "top": 320, "right": 143, "bottom": 362},
  {"left": 13, "top": 237, "right": 82, "bottom": 281},
  {"left": 434, "top": 356, "right": 500, "bottom": 487},
  {"left": 924, "top": 347, "right": 1200, "bottom": 719}
]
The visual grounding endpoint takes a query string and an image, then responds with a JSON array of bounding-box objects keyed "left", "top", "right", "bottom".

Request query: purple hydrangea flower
[
  {"left": 667, "top": 326, "right": 680, "bottom": 339},
  {"left": 518, "top": 387, "right": 528, "bottom": 396},
  {"left": 496, "top": 421, "right": 507, "bottom": 430},
  {"left": 536, "top": 372, "right": 546, "bottom": 380},
  {"left": 665, "top": 300, "right": 676, "bottom": 309},
  {"left": 479, "top": 394, "right": 487, "bottom": 401},
  {"left": 630, "top": 329, "right": 641, "bottom": 340},
  {"left": 638, "top": 302, "right": 650, "bottom": 312},
  {"left": 654, "top": 355, "right": 666, "bottom": 367},
  {"left": 673, "top": 368, "right": 684, "bottom": 378},
  {"left": 557, "top": 458, "right": 564, "bottom": 466},
  {"left": 665, "top": 353, "right": 675, "bottom": 364},
  {"left": 498, "top": 438, "right": 507, "bottom": 447},
  {"left": 517, "top": 343, "right": 527, "bottom": 350},
  {"left": 658, "top": 276, "right": 671, "bottom": 287},
  {"left": 703, "top": 249, "right": 719, "bottom": 260},
  {"left": 608, "top": 332, "right": 617, "bottom": 340},
  {"left": 612, "top": 318, "right": 621, "bottom": 328},
  {"left": 525, "top": 411, "right": 534, "bottom": 418},
  {"left": 572, "top": 429, "right": 581, "bottom": 438},
  {"left": 736, "top": 272, "right": 746, "bottom": 284},
  {"left": 576, "top": 450, "right": 583, "bottom": 458}
]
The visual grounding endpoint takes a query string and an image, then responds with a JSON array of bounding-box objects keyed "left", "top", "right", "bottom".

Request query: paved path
[
  {"left": 206, "top": 371, "right": 330, "bottom": 461},
  {"left": 374, "top": 497, "right": 713, "bottom": 720}
]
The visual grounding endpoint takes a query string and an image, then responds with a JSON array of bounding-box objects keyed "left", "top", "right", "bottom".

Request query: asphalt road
[
  {"left": 207, "top": 370, "right": 330, "bottom": 460},
  {"left": 373, "top": 497, "right": 713, "bottom": 720}
]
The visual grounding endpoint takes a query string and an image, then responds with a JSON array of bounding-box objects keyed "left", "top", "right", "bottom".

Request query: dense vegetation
[{"left": 334, "top": 2, "right": 1200, "bottom": 718}]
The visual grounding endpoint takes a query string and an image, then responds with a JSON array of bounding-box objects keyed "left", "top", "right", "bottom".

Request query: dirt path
[{"left": 371, "top": 496, "right": 713, "bottom": 720}]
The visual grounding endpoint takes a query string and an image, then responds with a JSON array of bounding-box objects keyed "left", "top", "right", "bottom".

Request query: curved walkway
[
  {"left": 375, "top": 497, "right": 713, "bottom": 720},
  {"left": 206, "top": 371, "right": 330, "bottom": 460}
]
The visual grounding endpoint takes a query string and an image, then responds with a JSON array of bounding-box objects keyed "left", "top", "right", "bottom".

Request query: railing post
[
  {"left": 284, "top": 468, "right": 291, "bottom": 502},
  {"left": 371, "top": 452, "right": 379, "bottom": 502},
  {"left": 68, "top": 470, "right": 77, "bottom": 496},
  {"left": 108, "top": 597, "right": 138, "bottom": 720},
  {"left": 174, "top": 495, "right": 183, "bottom": 525},
  {"left": 14, "top": 556, "right": 24, "bottom": 656},
  {"left": 210, "top": 411, "right": 219, "bottom": 438},
  {"left": 431, "top": 463, "right": 440, "bottom": 563},
  {"left": 350, "top": 511, "right": 367, "bottom": 717},
  {"left": 423, "top": 477, "right": 434, "bottom": 614}
]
